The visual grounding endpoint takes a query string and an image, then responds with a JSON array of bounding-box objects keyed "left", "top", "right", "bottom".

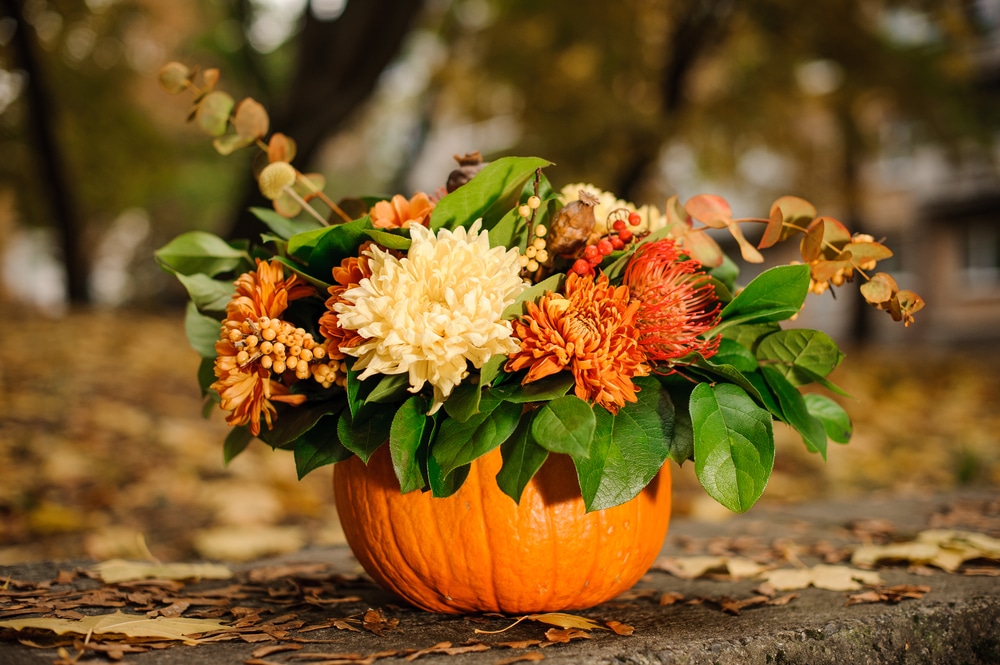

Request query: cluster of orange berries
[
  {"left": 516, "top": 195, "right": 549, "bottom": 274},
  {"left": 570, "top": 210, "right": 644, "bottom": 277},
  {"left": 227, "top": 316, "right": 347, "bottom": 389}
]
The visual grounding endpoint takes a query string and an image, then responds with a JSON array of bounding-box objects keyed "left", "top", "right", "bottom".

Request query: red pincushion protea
[{"left": 622, "top": 239, "right": 721, "bottom": 368}]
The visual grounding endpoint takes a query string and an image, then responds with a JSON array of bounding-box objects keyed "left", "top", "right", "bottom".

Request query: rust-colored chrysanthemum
[
  {"left": 211, "top": 259, "right": 315, "bottom": 435},
  {"left": 622, "top": 239, "right": 721, "bottom": 368},
  {"left": 319, "top": 254, "right": 372, "bottom": 366},
  {"left": 369, "top": 192, "right": 435, "bottom": 229},
  {"left": 506, "top": 272, "right": 648, "bottom": 414}
]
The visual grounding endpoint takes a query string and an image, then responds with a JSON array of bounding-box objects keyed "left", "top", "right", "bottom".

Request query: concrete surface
[{"left": 2, "top": 490, "right": 999, "bottom": 665}]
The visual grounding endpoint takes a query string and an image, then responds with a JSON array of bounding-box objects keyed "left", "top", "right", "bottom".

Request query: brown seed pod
[
  {"left": 546, "top": 190, "right": 599, "bottom": 256},
  {"left": 446, "top": 151, "right": 488, "bottom": 192}
]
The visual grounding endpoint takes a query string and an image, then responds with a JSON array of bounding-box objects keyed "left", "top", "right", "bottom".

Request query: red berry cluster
[{"left": 570, "top": 211, "right": 643, "bottom": 277}]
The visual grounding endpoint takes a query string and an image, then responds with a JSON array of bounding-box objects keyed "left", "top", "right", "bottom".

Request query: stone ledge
[{"left": 1, "top": 490, "right": 998, "bottom": 665}]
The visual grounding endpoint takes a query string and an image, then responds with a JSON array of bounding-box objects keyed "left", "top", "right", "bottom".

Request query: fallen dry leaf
[
  {"left": 846, "top": 584, "right": 931, "bottom": 605},
  {"left": 605, "top": 620, "right": 634, "bottom": 635},
  {"left": 495, "top": 652, "right": 545, "bottom": 664},
  {"left": 475, "top": 612, "right": 601, "bottom": 635},
  {"left": 759, "top": 564, "right": 883, "bottom": 591},
  {"left": 852, "top": 529, "right": 1000, "bottom": 572},
  {"left": 654, "top": 555, "right": 768, "bottom": 580},
  {"left": 404, "top": 640, "right": 490, "bottom": 661},
  {"left": 90, "top": 559, "right": 233, "bottom": 584},
  {"left": 659, "top": 591, "right": 686, "bottom": 606},
  {"left": 0, "top": 609, "right": 230, "bottom": 642},
  {"left": 542, "top": 627, "right": 591, "bottom": 643}
]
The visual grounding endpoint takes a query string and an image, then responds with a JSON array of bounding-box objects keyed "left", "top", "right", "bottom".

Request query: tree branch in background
[
  {"left": 2, "top": 0, "right": 89, "bottom": 303},
  {"left": 226, "top": 0, "right": 426, "bottom": 240}
]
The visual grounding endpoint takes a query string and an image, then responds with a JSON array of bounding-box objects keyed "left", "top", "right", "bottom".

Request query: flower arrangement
[{"left": 156, "top": 62, "right": 923, "bottom": 514}]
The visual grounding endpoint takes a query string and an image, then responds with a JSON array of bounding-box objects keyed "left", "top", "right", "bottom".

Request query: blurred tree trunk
[
  {"left": 3, "top": 0, "right": 89, "bottom": 303},
  {"left": 227, "top": 0, "right": 426, "bottom": 239},
  {"left": 615, "top": 0, "right": 735, "bottom": 201}
]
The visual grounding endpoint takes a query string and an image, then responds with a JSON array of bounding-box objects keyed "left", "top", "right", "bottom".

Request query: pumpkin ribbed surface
[{"left": 333, "top": 445, "right": 672, "bottom": 614}]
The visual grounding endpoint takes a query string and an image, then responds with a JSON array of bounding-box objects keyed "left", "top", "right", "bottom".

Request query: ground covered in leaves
[{"left": 1, "top": 306, "right": 999, "bottom": 565}]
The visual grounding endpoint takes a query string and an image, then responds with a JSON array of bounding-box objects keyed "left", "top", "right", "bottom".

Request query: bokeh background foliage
[{"left": 1, "top": 0, "right": 999, "bottom": 563}]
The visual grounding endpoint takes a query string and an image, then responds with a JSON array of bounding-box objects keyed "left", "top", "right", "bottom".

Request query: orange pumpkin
[{"left": 333, "top": 444, "right": 672, "bottom": 614}]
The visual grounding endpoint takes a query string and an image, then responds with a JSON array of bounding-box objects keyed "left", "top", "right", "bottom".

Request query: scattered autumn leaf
[
  {"left": 90, "top": 559, "right": 232, "bottom": 584},
  {"left": 496, "top": 652, "right": 545, "bottom": 664},
  {"left": 851, "top": 530, "right": 1000, "bottom": 572},
  {"left": 404, "top": 640, "right": 490, "bottom": 661},
  {"left": 542, "top": 627, "right": 591, "bottom": 643},
  {"left": 654, "top": 556, "right": 768, "bottom": 580},
  {"left": 0, "top": 610, "right": 230, "bottom": 643},
  {"left": 846, "top": 585, "right": 931, "bottom": 606},
  {"left": 605, "top": 620, "right": 634, "bottom": 635},
  {"left": 759, "top": 564, "right": 883, "bottom": 591},
  {"left": 475, "top": 612, "right": 601, "bottom": 635}
]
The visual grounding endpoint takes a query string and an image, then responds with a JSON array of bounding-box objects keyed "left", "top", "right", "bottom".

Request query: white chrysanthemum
[
  {"left": 335, "top": 221, "right": 526, "bottom": 413},
  {"left": 558, "top": 183, "right": 664, "bottom": 235}
]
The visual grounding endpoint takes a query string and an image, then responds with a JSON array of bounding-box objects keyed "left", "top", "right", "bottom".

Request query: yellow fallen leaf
[
  {"left": 851, "top": 529, "right": 1000, "bottom": 572},
  {"left": 474, "top": 612, "right": 601, "bottom": 635},
  {"left": 90, "top": 559, "right": 233, "bottom": 583},
  {"left": 760, "top": 564, "right": 883, "bottom": 591},
  {"left": 0, "top": 610, "right": 231, "bottom": 643},
  {"left": 655, "top": 555, "right": 767, "bottom": 580}
]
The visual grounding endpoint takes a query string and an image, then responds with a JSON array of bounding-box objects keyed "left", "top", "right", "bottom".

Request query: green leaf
[
  {"left": 715, "top": 264, "right": 810, "bottom": 333},
  {"left": 496, "top": 416, "right": 549, "bottom": 504},
  {"left": 491, "top": 372, "right": 575, "bottom": 403},
  {"left": 502, "top": 273, "right": 562, "bottom": 320},
  {"left": 365, "top": 373, "right": 412, "bottom": 404},
  {"left": 185, "top": 301, "right": 221, "bottom": 359},
  {"left": 430, "top": 399, "right": 522, "bottom": 478},
  {"left": 804, "top": 393, "right": 852, "bottom": 444},
  {"left": 755, "top": 329, "right": 844, "bottom": 386},
  {"left": 173, "top": 273, "right": 233, "bottom": 312},
  {"left": 222, "top": 427, "right": 253, "bottom": 464},
  {"left": 337, "top": 409, "right": 392, "bottom": 463},
  {"left": 712, "top": 338, "right": 758, "bottom": 372},
  {"left": 250, "top": 206, "right": 323, "bottom": 240},
  {"left": 309, "top": 217, "right": 375, "bottom": 278},
  {"left": 390, "top": 395, "right": 431, "bottom": 492},
  {"left": 760, "top": 366, "right": 828, "bottom": 458},
  {"left": 572, "top": 377, "right": 673, "bottom": 511},
  {"left": 426, "top": 455, "right": 471, "bottom": 498},
  {"left": 661, "top": 381, "right": 693, "bottom": 465},
  {"left": 364, "top": 228, "right": 412, "bottom": 251},
  {"left": 721, "top": 322, "right": 782, "bottom": 353},
  {"left": 443, "top": 379, "right": 484, "bottom": 423},
  {"left": 294, "top": 416, "right": 353, "bottom": 479},
  {"left": 530, "top": 395, "right": 595, "bottom": 457},
  {"left": 689, "top": 358, "right": 765, "bottom": 403},
  {"left": 690, "top": 382, "right": 775, "bottom": 513},
  {"left": 155, "top": 231, "right": 249, "bottom": 277},
  {"left": 259, "top": 401, "right": 343, "bottom": 450},
  {"left": 430, "top": 157, "right": 551, "bottom": 231},
  {"left": 286, "top": 226, "right": 330, "bottom": 264}
]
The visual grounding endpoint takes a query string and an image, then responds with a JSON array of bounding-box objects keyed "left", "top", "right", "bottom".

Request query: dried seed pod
[
  {"left": 546, "top": 190, "right": 599, "bottom": 256},
  {"left": 446, "top": 152, "right": 488, "bottom": 192}
]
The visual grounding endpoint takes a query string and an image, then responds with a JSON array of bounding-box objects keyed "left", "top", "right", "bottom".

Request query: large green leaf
[
  {"left": 430, "top": 157, "right": 551, "bottom": 231},
  {"left": 804, "top": 393, "right": 852, "bottom": 444},
  {"left": 155, "top": 231, "right": 249, "bottom": 277},
  {"left": 174, "top": 273, "right": 233, "bottom": 312},
  {"left": 530, "top": 395, "right": 595, "bottom": 457},
  {"left": 721, "top": 322, "right": 782, "bottom": 354},
  {"left": 755, "top": 329, "right": 844, "bottom": 386},
  {"left": 496, "top": 416, "right": 549, "bottom": 504},
  {"left": 308, "top": 217, "right": 375, "bottom": 279},
  {"left": 293, "top": 415, "right": 352, "bottom": 479},
  {"left": 491, "top": 372, "right": 575, "bottom": 403},
  {"left": 389, "top": 395, "right": 431, "bottom": 492},
  {"left": 571, "top": 377, "right": 673, "bottom": 511},
  {"left": 249, "top": 206, "right": 323, "bottom": 240},
  {"left": 711, "top": 338, "right": 758, "bottom": 372},
  {"left": 690, "top": 382, "right": 775, "bottom": 513},
  {"left": 185, "top": 301, "right": 221, "bottom": 359},
  {"left": 222, "top": 426, "right": 253, "bottom": 464},
  {"left": 760, "top": 366, "right": 828, "bottom": 458},
  {"left": 259, "top": 401, "right": 343, "bottom": 450},
  {"left": 715, "top": 264, "right": 810, "bottom": 333},
  {"left": 430, "top": 399, "right": 522, "bottom": 478},
  {"left": 336, "top": 409, "right": 391, "bottom": 463}
]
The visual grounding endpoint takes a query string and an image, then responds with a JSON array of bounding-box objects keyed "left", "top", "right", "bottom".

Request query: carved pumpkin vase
[{"left": 333, "top": 445, "right": 673, "bottom": 614}]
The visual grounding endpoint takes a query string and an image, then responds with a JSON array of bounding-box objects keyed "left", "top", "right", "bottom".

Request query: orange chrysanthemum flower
[
  {"left": 622, "top": 239, "right": 721, "bottom": 368},
  {"left": 369, "top": 192, "right": 435, "bottom": 229},
  {"left": 506, "top": 272, "right": 649, "bottom": 414},
  {"left": 212, "top": 259, "right": 314, "bottom": 435},
  {"left": 319, "top": 254, "right": 372, "bottom": 362}
]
